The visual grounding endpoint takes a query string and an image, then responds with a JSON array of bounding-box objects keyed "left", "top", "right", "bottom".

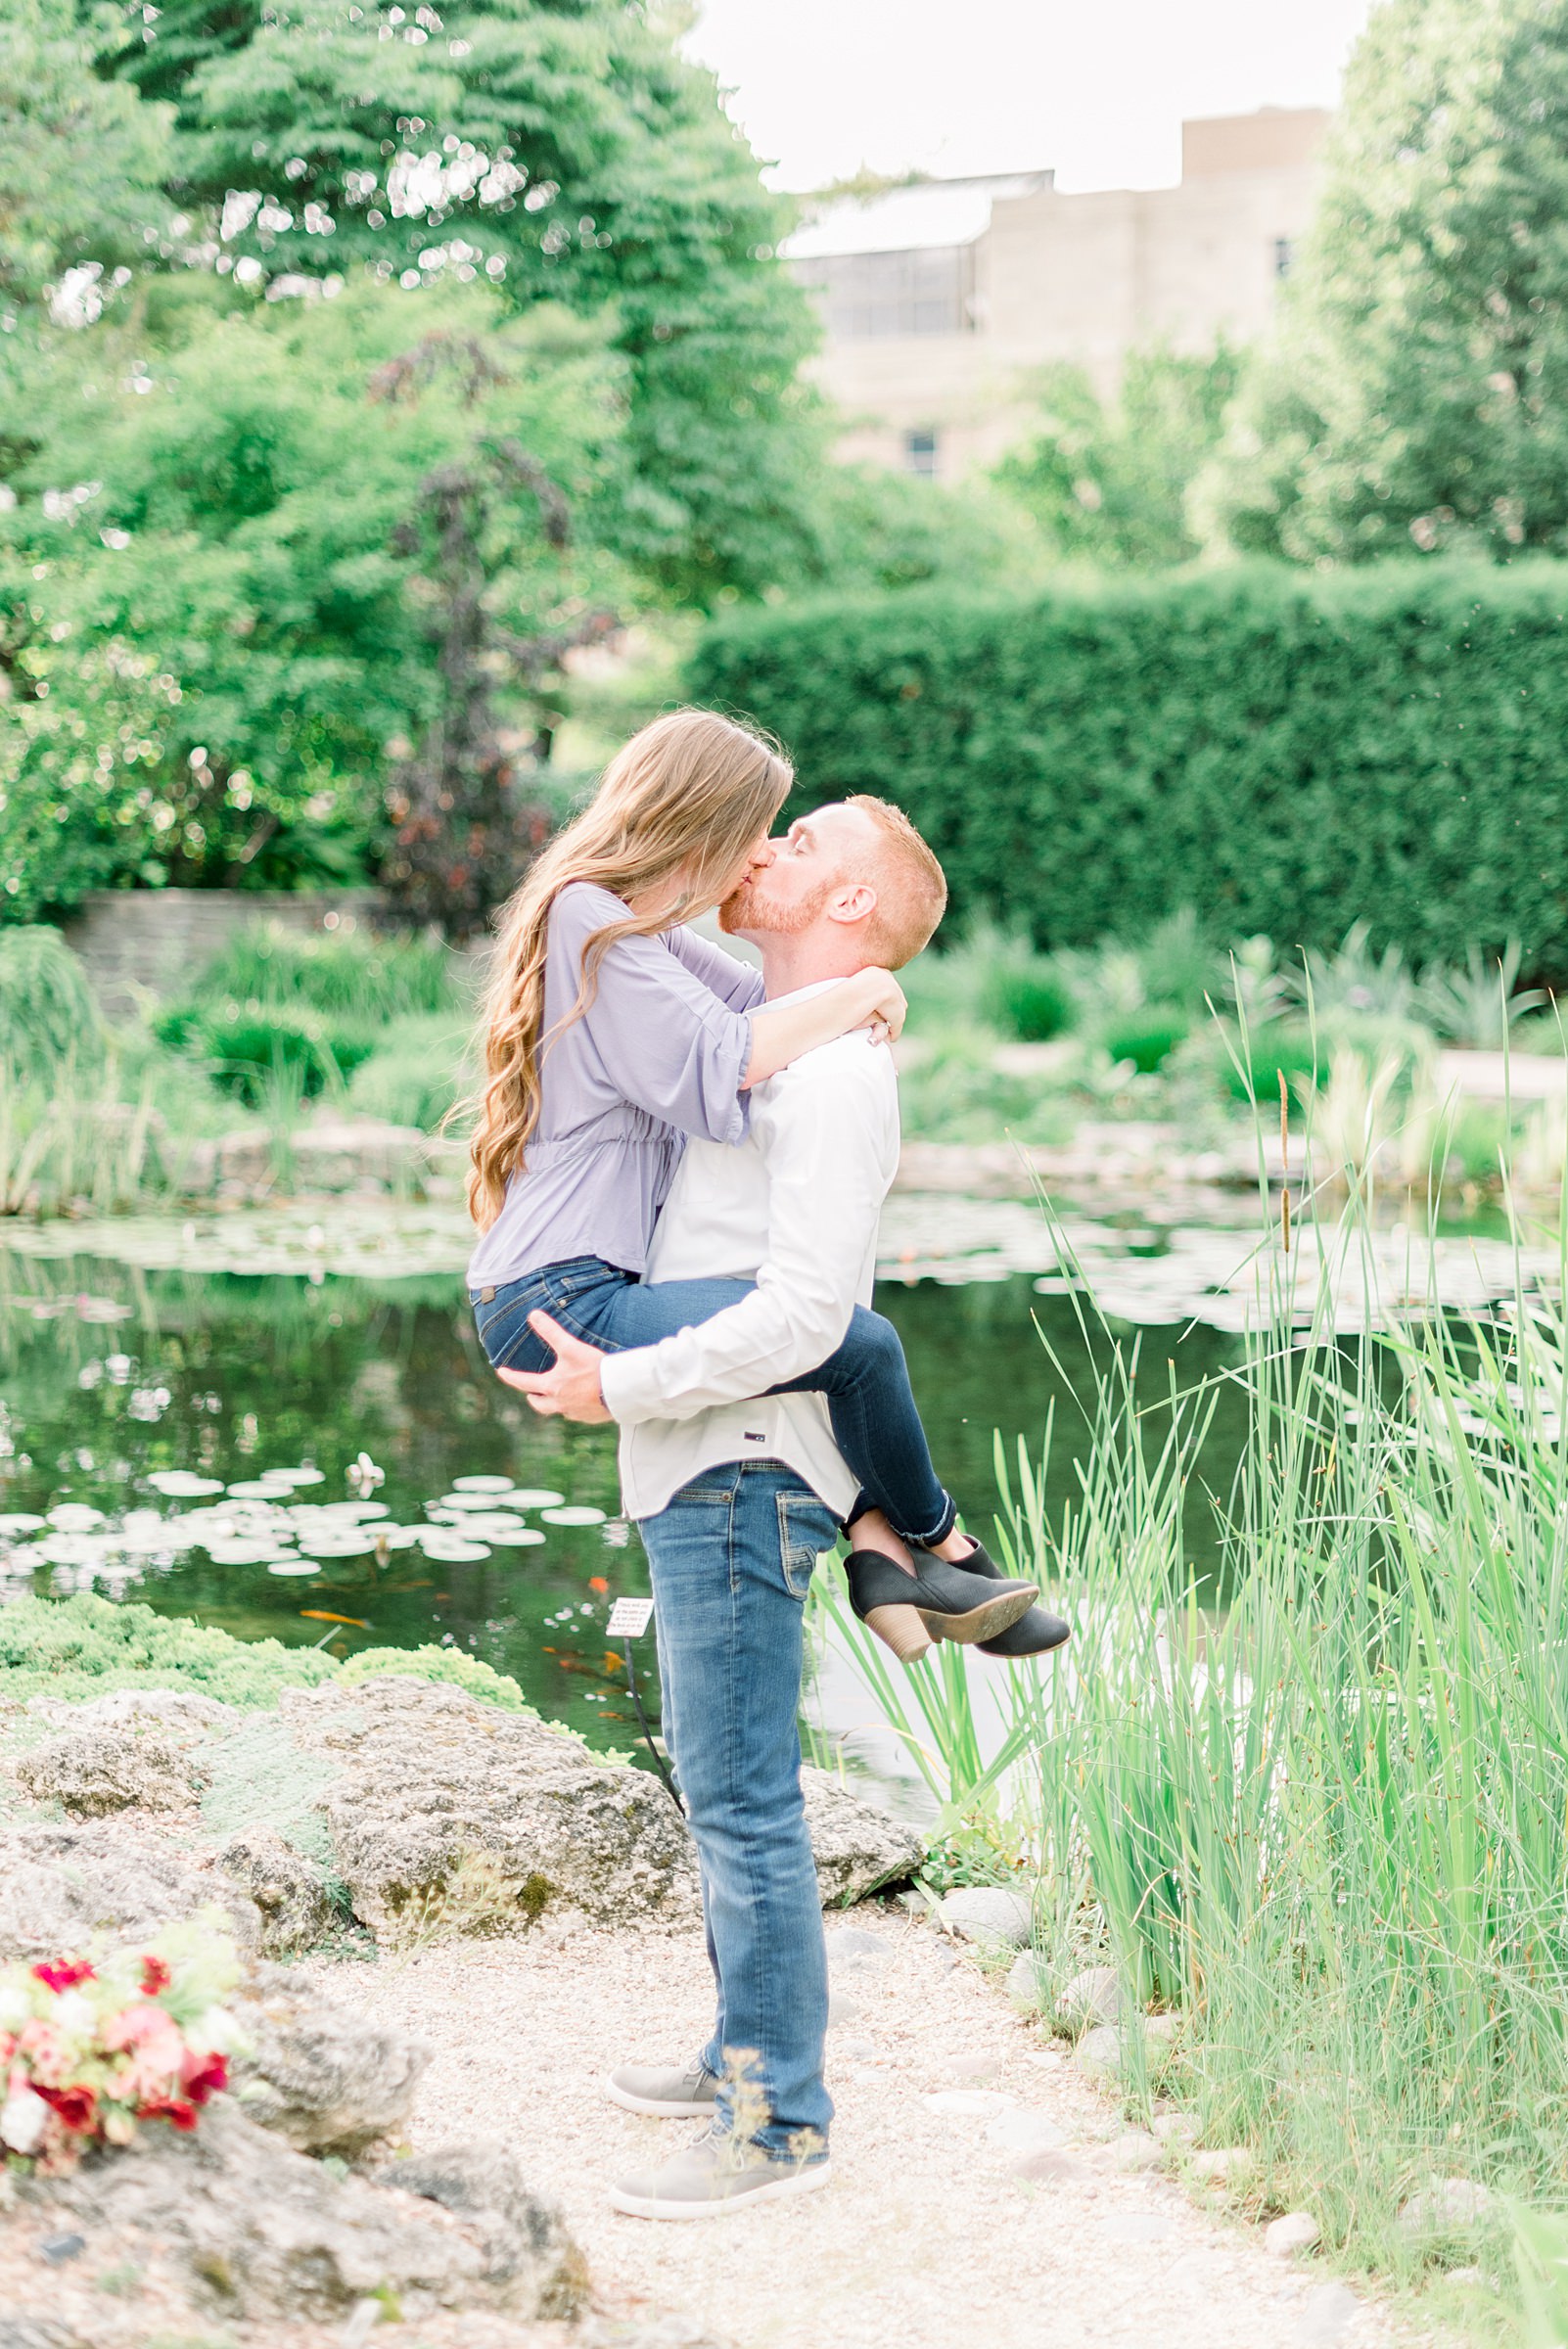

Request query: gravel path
[{"left": 316, "top": 1907, "right": 1426, "bottom": 2349}]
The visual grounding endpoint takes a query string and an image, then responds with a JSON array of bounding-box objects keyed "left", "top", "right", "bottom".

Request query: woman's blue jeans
[
  {"left": 471, "top": 1255, "right": 957, "bottom": 1547},
  {"left": 639, "top": 1460, "right": 838, "bottom": 2151}
]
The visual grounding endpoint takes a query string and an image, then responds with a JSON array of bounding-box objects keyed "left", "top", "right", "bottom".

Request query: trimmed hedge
[{"left": 688, "top": 564, "right": 1568, "bottom": 981}]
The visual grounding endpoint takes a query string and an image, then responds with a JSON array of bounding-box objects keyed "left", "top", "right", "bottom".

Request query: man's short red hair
[{"left": 846, "top": 795, "right": 948, "bottom": 969}]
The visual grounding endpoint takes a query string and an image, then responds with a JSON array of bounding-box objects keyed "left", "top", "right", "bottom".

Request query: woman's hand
[{"left": 855, "top": 966, "right": 906, "bottom": 1044}]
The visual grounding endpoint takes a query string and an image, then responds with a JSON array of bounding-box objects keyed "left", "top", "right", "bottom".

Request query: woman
[{"left": 465, "top": 708, "right": 1051, "bottom": 1659}]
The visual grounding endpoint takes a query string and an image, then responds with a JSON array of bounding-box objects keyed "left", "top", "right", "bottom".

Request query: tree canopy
[
  {"left": 1205, "top": 0, "right": 1568, "bottom": 562},
  {"left": 79, "top": 0, "right": 824, "bottom": 601},
  {"left": 993, "top": 345, "right": 1242, "bottom": 571}
]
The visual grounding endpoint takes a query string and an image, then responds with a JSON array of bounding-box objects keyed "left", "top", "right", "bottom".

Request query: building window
[
  {"left": 904, "top": 428, "right": 939, "bottom": 478},
  {"left": 792, "top": 245, "right": 977, "bottom": 339},
  {"left": 1273, "top": 236, "right": 1294, "bottom": 279}
]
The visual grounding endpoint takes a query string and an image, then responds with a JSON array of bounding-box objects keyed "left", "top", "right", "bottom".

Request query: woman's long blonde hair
[{"left": 467, "top": 708, "right": 792, "bottom": 1229}]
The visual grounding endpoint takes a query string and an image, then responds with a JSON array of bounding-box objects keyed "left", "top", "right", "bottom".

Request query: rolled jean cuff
[{"left": 846, "top": 1488, "right": 957, "bottom": 1549}]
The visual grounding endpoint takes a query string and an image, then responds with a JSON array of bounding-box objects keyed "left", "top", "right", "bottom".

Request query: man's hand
[{"left": 495, "top": 1310, "right": 613, "bottom": 1423}]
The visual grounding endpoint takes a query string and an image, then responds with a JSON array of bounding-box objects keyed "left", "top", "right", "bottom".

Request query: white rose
[
  {"left": 186, "top": 2005, "right": 247, "bottom": 2057},
  {"left": 0, "top": 1985, "right": 30, "bottom": 2033},
  {"left": 52, "top": 1990, "right": 95, "bottom": 2038},
  {"left": 0, "top": 2086, "right": 50, "bottom": 2154}
]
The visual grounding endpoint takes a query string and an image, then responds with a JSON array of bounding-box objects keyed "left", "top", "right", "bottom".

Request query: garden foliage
[{"left": 691, "top": 563, "right": 1568, "bottom": 982}]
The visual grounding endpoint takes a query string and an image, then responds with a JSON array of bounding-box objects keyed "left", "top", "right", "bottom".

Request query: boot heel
[{"left": 863, "top": 1603, "right": 935, "bottom": 1663}]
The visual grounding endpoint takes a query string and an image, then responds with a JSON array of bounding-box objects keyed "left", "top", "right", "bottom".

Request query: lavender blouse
[{"left": 466, "top": 882, "right": 766, "bottom": 1290}]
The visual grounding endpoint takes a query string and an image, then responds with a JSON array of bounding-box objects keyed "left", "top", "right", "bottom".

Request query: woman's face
[{"left": 706, "top": 828, "right": 776, "bottom": 911}]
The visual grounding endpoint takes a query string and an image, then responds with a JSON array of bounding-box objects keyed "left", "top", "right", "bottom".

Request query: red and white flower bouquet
[{"left": 0, "top": 1910, "right": 244, "bottom": 2173}]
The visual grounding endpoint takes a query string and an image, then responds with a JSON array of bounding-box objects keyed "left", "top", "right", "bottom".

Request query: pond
[{"left": 0, "top": 1192, "right": 1555, "bottom": 1768}]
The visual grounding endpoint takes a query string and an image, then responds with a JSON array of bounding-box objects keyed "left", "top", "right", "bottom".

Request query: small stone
[
  {"left": 216, "top": 1827, "right": 336, "bottom": 1958},
  {"left": 939, "top": 1886, "right": 1034, "bottom": 1948},
  {"left": 836, "top": 2038, "right": 884, "bottom": 2062},
  {"left": 1011, "top": 2148, "right": 1085, "bottom": 2184},
  {"left": 922, "top": 2089, "right": 1017, "bottom": 2117},
  {"left": 1073, "top": 2024, "right": 1125, "bottom": 2078},
  {"left": 1061, "top": 1964, "right": 1123, "bottom": 2026},
  {"left": 1152, "top": 2112, "right": 1197, "bottom": 2145},
  {"left": 1099, "top": 2213, "right": 1175, "bottom": 2245},
  {"left": 940, "top": 2051, "right": 1001, "bottom": 2083},
  {"left": 1095, "top": 2130, "right": 1162, "bottom": 2174},
  {"left": 1448, "top": 2266, "right": 1486, "bottom": 2286},
  {"left": 1293, "top": 2281, "right": 1360, "bottom": 2346},
  {"left": 984, "top": 2109, "right": 1068, "bottom": 2155},
  {"left": 1145, "top": 2011, "right": 1180, "bottom": 2044},
  {"left": 1006, "top": 1950, "right": 1047, "bottom": 2011},
  {"left": 36, "top": 2234, "right": 86, "bottom": 2266},
  {"left": 1267, "top": 2211, "right": 1321, "bottom": 2258},
  {"left": 825, "top": 1926, "right": 891, "bottom": 1960},
  {"left": 826, "top": 1991, "right": 861, "bottom": 2028},
  {"left": 1397, "top": 2177, "right": 1497, "bottom": 2238},
  {"left": 1189, "top": 2145, "right": 1253, "bottom": 2187}
]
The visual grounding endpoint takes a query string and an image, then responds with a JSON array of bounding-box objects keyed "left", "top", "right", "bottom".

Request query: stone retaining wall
[{"left": 62, "top": 888, "right": 392, "bottom": 1017}]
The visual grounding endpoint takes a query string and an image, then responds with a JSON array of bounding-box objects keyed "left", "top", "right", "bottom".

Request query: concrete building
[{"left": 784, "top": 108, "right": 1330, "bottom": 479}]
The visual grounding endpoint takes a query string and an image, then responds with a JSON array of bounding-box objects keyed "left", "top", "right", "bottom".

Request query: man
[{"left": 502, "top": 797, "right": 1062, "bottom": 2220}]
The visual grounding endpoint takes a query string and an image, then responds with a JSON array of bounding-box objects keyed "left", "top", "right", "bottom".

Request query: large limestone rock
[
  {"left": 228, "top": 1963, "right": 431, "bottom": 2156},
  {"left": 38, "top": 2096, "right": 587, "bottom": 2323},
  {"left": 0, "top": 1822, "right": 262, "bottom": 1959},
  {"left": 279, "top": 1679, "right": 703, "bottom": 1938},
  {"left": 216, "top": 1825, "right": 338, "bottom": 1957},
  {"left": 14, "top": 1726, "right": 201, "bottom": 1818},
  {"left": 799, "top": 1766, "right": 924, "bottom": 1906}
]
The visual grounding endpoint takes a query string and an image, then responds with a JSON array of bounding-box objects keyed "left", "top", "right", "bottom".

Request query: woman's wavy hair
[{"left": 467, "top": 708, "right": 793, "bottom": 1230}]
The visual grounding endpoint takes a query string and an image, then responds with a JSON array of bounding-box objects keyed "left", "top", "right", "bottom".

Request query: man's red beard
[{"left": 719, "top": 875, "right": 833, "bottom": 937}]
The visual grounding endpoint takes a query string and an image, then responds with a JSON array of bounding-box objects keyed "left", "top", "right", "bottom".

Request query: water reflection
[{"left": 0, "top": 1251, "right": 1243, "bottom": 1761}]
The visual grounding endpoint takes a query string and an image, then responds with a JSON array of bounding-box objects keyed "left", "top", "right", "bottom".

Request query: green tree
[
  {"left": 1205, "top": 0, "right": 1568, "bottom": 562},
  {"left": 0, "top": 278, "right": 626, "bottom": 918},
  {"left": 0, "top": 0, "right": 172, "bottom": 314},
  {"left": 992, "top": 345, "right": 1242, "bottom": 570},
  {"left": 82, "top": 0, "right": 823, "bottom": 601}
]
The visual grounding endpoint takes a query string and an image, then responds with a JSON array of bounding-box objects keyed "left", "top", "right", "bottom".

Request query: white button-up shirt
[{"left": 597, "top": 986, "right": 899, "bottom": 1523}]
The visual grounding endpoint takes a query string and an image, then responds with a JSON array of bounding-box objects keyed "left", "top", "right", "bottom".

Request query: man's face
[{"left": 718, "top": 803, "right": 879, "bottom": 940}]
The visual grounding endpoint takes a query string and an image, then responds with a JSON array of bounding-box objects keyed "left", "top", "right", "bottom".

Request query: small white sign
[{"left": 607, "top": 1595, "right": 656, "bottom": 1637}]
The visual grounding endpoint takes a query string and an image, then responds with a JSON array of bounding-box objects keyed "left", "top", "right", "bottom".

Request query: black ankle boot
[
  {"left": 845, "top": 1549, "right": 1038, "bottom": 1661},
  {"left": 922, "top": 1537, "right": 1071, "bottom": 1656}
]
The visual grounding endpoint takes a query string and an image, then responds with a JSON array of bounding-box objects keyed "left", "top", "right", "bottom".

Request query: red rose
[
  {"left": 180, "top": 2051, "right": 229, "bottom": 2105},
  {"left": 35, "top": 2082, "right": 97, "bottom": 2133},
  {"left": 31, "top": 1960, "right": 96, "bottom": 1994},
  {"left": 136, "top": 2096, "right": 198, "bottom": 2132},
  {"left": 139, "top": 1955, "right": 172, "bottom": 1997}
]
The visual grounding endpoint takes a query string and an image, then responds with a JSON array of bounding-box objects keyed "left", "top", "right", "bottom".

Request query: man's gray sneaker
[
  {"left": 603, "top": 2059, "right": 718, "bottom": 2118},
  {"left": 610, "top": 2124, "right": 831, "bottom": 2221}
]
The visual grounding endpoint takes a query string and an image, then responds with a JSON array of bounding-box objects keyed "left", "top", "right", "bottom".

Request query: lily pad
[
  {"left": 484, "top": 1526, "right": 547, "bottom": 1548},
  {"left": 0, "top": 1515, "right": 45, "bottom": 1536},
  {"left": 145, "top": 1472, "right": 225, "bottom": 1497},
  {"left": 418, "top": 1536, "right": 491, "bottom": 1562},
  {"left": 206, "top": 1540, "right": 286, "bottom": 1565},
  {"left": 540, "top": 1506, "right": 607, "bottom": 1527},
  {"left": 266, "top": 1558, "right": 322, "bottom": 1577},
  {"left": 47, "top": 1505, "right": 106, "bottom": 1532},
  {"left": 500, "top": 1488, "right": 565, "bottom": 1510},
  {"left": 226, "top": 1479, "right": 288, "bottom": 1498},
  {"left": 297, "top": 1532, "right": 379, "bottom": 1559},
  {"left": 450, "top": 1474, "right": 514, "bottom": 1493}
]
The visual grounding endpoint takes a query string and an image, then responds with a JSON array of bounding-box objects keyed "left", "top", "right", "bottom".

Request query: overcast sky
[{"left": 685, "top": 0, "right": 1375, "bottom": 194}]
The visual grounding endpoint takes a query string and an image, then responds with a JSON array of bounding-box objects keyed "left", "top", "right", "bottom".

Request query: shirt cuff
[{"left": 598, "top": 1347, "right": 666, "bottom": 1427}]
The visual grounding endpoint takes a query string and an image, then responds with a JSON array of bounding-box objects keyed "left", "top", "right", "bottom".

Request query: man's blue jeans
[{"left": 637, "top": 1459, "right": 838, "bottom": 2155}]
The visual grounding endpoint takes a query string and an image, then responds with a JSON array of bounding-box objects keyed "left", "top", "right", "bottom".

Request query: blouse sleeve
[
  {"left": 550, "top": 888, "right": 755, "bottom": 1146},
  {"left": 667, "top": 923, "right": 768, "bottom": 1014}
]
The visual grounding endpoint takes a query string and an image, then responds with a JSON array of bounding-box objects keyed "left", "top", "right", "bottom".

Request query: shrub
[
  {"left": 0, "top": 1593, "right": 339, "bottom": 1707},
  {"left": 346, "top": 1013, "right": 473, "bottom": 1130},
  {"left": 195, "top": 922, "right": 465, "bottom": 1023},
  {"left": 1101, "top": 1009, "right": 1189, "bottom": 1073},
  {"left": 1222, "top": 1024, "right": 1325, "bottom": 1105},
  {"left": 981, "top": 962, "right": 1073, "bottom": 1043},
  {"left": 688, "top": 565, "right": 1568, "bottom": 986},
  {"left": 0, "top": 927, "right": 101, "bottom": 1083},
  {"left": 154, "top": 1001, "right": 378, "bottom": 1105}
]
